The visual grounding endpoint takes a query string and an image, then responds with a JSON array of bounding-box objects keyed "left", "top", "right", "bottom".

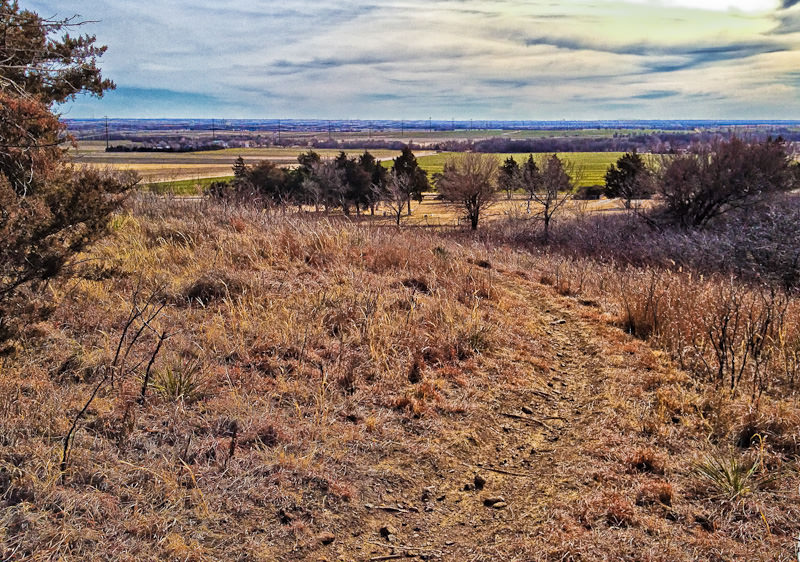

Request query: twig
[
  {"left": 139, "top": 330, "right": 168, "bottom": 401},
  {"left": 60, "top": 369, "right": 109, "bottom": 473},
  {"left": 364, "top": 504, "right": 410, "bottom": 513},
  {"left": 500, "top": 412, "right": 554, "bottom": 430}
]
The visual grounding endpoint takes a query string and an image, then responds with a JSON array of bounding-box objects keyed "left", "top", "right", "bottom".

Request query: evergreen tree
[
  {"left": 499, "top": 155, "right": 519, "bottom": 200},
  {"left": 232, "top": 155, "right": 247, "bottom": 178},
  {"left": 391, "top": 145, "right": 429, "bottom": 215},
  {"left": 0, "top": 1, "right": 137, "bottom": 342},
  {"left": 604, "top": 150, "right": 651, "bottom": 209}
]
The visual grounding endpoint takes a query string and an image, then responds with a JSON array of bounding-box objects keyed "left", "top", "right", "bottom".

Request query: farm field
[
  {"left": 365, "top": 193, "right": 628, "bottom": 227},
  {"left": 411, "top": 152, "right": 626, "bottom": 187},
  {"left": 71, "top": 141, "right": 405, "bottom": 182},
  {"left": 71, "top": 139, "right": 624, "bottom": 192}
]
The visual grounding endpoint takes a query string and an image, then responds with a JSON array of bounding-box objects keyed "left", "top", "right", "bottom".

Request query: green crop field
[
  {"left": 143, "top": 175, "right": 234, "bottom": 195},
  {"left": 387, "top": 152, "right": 626, "bottom": 187}
]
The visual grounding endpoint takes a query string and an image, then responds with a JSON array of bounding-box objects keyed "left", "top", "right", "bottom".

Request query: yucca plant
[
  {"left": 152, "top": 360, "right": 207, "bottom": 403},
  {"left": 693, "top": 442, "right": 772, "bottom": 500}
]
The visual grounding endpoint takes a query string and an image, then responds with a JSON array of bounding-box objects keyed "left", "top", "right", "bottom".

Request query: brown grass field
[
  {"left": 71, "top": 142, "right": 407, "bottom": 182},
  {"left": 2, "top": 196, "right": 798, "bottom": 561}
]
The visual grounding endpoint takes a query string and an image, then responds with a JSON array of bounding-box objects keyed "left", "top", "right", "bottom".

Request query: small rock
[
  {"left": 436, "top": 494, "right": 446, "bottom": 502},
  {"left": 445, "top": 540, "right": 455, "bottom": 546},
  {"left": 521, "top": 406, "right": 534, "bottom": 415},
  {"left": 483, "top": 497, "right": 505, "bottom": 507},
  {"left": 491, "top": 501, "right": 508, "bottom": 509},
  {"left": 380, "top": 525, "right": 399, "bottom": 538},
  {"left": 473, "top": 474, "right": 486, "bottom": 490},
  {"left": 317, "top": 532, "right": 336, "bottom": 545},
  {"left": 463, "top": 483, "right": 474, "bottom": 491}
]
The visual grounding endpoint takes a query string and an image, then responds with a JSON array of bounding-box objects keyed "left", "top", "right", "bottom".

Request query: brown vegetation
[{"left": 2, "top": 194, "right": 798, "bottom": 560}]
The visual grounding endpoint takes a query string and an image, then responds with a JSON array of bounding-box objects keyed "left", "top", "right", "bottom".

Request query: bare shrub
[
  {"left": 437, "top": 153, "right": 499, "bottom": 230},
  {"left": 655, "top": 136, "right": 795, "bottom": 229}
]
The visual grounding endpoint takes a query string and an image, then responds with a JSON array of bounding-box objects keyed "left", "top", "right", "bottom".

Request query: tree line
[
  {"left": 212, "top": 137, "right": 799, "bottom": 236},
  {"left": 210, "top": 146, "right": 429, "bottom": 221}
]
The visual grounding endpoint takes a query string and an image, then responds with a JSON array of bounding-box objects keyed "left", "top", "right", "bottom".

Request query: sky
[{"left": 28, "top": 0, "right": 800, "bottom": 120}]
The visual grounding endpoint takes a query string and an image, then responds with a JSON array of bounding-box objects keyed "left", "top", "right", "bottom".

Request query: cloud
[
  {"left": 632, "top": 90, "right": 681, "bottom": 100},
  {"left": 27, "top": 0, "right": 800, "bottom": 119}
]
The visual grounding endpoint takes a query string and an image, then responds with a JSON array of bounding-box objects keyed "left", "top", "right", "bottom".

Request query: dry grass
[
  {"left": 1, "top": 197, "right": 798, "bottom": 560},
  {"left": 70, "top": 146, "right": 404, "bottom": 183}
]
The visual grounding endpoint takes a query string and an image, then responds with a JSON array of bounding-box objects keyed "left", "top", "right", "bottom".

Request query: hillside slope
[{"left": 1, "top": 199, "right": 796, "bottom": 561}]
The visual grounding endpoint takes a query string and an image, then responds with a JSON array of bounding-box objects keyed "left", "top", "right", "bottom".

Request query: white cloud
[
  {"left": 28, "top": 0, "right": 800, "bottom": 118},
  {"left": 621, "top": 0, "right": 779, "bottom": 12}
]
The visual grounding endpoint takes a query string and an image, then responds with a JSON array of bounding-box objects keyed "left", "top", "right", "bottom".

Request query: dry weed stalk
[{"left": 60, "top": 285, "right": 169, "bottom": 474}]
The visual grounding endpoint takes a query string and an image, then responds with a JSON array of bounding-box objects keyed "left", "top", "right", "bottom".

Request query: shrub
[
  {"left": 573, "top": 184, "right": 605, "bottom": 200},
  {"left": 654, "top": 137, "right": 795, "bottom": 229},
  {"left": 604, "top": 150, "right": 653, "bottom": 208},
  {"left": 0, "top": 2, "right": 136, "bottom": 344},
  {"left": 693, "top": 450, "right": 762, "bottom": 500}
]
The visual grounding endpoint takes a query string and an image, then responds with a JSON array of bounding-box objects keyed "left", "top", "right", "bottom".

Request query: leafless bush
[
  {"left": 437, "top": 152, "right": 499, "bottom": 230},
  {"left": 654, "top": 136, "right": 795, "bottom": 229}
]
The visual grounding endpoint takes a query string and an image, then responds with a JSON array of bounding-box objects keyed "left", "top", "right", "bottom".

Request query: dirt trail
[{"left": 304, "top": 275, "right": 637, "bottom": 561}]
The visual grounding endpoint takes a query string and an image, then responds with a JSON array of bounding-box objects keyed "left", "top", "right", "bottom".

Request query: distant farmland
[
  {"left": 71, "top": 140, "right": 623, "bottom": 192},
  {"left": 409, "top": 152, "right": 625, "bottom": 187},
  {"left": 71, "top": 141, "right": 404, "bottom": 183}
]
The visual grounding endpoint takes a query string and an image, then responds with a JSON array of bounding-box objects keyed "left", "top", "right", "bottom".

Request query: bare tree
[
  {"left": 520, "top": 154, "right": 577, "bottom": 242},
  {"left": 437, "top": 153, "right": 499, "bottom": 230},
  {"left": 305, "top": 160, "right": 345, "bottom": 213},
  {"left": 656, "top": 136, "right": 795, "bottom": 229},
  {"left": 379, "top": 170, "right": 413, "bottom": 226}
]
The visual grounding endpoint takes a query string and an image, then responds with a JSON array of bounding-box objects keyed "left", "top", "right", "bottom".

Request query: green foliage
[
  {"left": 392, "top": 146, "right": 429, "bottom": 213},
  {"left": 499, "top": 155, "right": 519, "bottom": 199},
  {"left": 694, "top": 451, "right": 761, "bottom": 500},
  {"left": 0, "top": 0, "right": 115, "bottom": 103},
  {"left": 152, "top": 360, "right": 207, "bottom": 403},
  {"left": 0, "top": 2, "right": 135, "bottom": 343},
  {"left": 604, "top": 151, "right": 652, "bottom": 207},
  {"left": 232, "top": 156, "right": 247, "bottom": 178}
]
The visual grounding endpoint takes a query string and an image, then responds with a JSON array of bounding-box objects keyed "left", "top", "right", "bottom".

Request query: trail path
[{"left": 300, "top": 273, "right": 672, "bottom": 561}]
